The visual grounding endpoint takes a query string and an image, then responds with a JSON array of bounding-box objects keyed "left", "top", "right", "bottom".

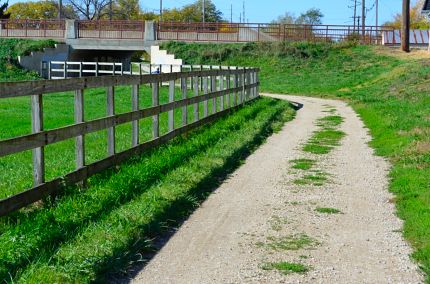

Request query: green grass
[
  {"left": 0, "top": 84, "right": 238, "bottom": 199},
  {"left": 0, "top": 39, "right": 55, "bottom": 82},
  {"left": 315, "top": 207, "right": 342, "bottom": 214},
  {"left": 0, "top": 97, "right": 295, "bottom": 283},
  {"left": 257, "top": 234, "right": 319, "bottom": 251},
  {"left": 290, "top": 159, "right": 316, "bottom": 170},
  {"left": 293, "top": 171, "right": 328, "bottom": 187},
  {"left": 261, "top": 261, "right": 310, "bottom": 275},
  {"left": 165, "top": 41, "right": 430, "bottom": 281},
  {"left": 317, "top": 115, "right": 343, "bottom": 128},
  {"left": 303, "top": 129, "right": 346, "bottom": 155}
]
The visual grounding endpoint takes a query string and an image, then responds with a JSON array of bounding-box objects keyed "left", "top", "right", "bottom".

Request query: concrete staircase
[{"left": 150, "top": 46, "right": 182, "bottom": 73}]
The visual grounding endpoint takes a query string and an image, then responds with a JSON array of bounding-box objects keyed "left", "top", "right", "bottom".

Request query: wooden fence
[{"left": 0, "top": 67, "right": 260, "bottom": 216}]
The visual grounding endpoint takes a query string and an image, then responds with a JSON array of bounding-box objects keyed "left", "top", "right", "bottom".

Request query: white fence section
[{"left": 47, "top": 62, "right": 242, "bottom": 80}]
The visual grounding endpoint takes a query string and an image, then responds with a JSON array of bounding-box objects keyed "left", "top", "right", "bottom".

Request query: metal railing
[
  {"left": 77, "top": 20, "right": 145, "bottom": 39},
  {"left": 0, "top": 66, "right": 259, "bottom": 216},
  {"left": 0, "top": 19, "right": 65, "bottom": 38},
  {"left": 0, "top": 19, "right": 394, "bottom": 45},
  {"left": 157, "top": 22, "right": 393, "bottom": 44}
]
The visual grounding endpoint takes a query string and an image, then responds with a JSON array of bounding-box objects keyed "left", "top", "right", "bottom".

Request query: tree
[
  {"left": 0, "top": 1, "right": 10, "bottom": 19},
  {"left": 296, "top": 8, "right": 324, "bottom": 25},
  {"left": 7, "top": 1, "right": 76, "bottom": 19},
  {"left": 109, "top": 0, "right": 140, "bottom": 20},
  {"left": 66, "top": 0, "right": 110, "bottom": 20},
  {"left": 384, "top": 0, "right": 429, "bottom": 29},
  {"left": 162, "top": 0, "right": 223, "bottom": 22},
  {"left": 273, "top": 11, "right": 296, "bottom": 24}
]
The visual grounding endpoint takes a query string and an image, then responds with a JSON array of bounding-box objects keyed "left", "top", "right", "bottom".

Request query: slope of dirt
[{"left": 130, "top": 94, "right": 423, "bottom": 284}]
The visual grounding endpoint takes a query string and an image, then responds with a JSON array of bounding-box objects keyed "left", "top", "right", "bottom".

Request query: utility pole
[
  {"left": 202, "top": 0, "right": 206, "bottom": 23},
  {"left": 402, "top": 0, "right": 410, "bottom": 52},
  {"left": 375, "top": 0, "right": 379, "bottom": 27},
  {"left": 353, "top": 0, "right": 357, "bottom": 32},
  {"left": 243, "top": 1, "right": 245, "bottom": 24},
  {"left": 160, "top": 0, "right": 163, "bottom": 22},
  {"left": 362, "top": 0, "right": 366, "bottom": 38},
  {"left": 231, "top": 4, "right": 233, "bottom": 23},
  {"left": 58, "top": 0, "right": 62, "bottom": 19},
  {"left": 109, "top": 0, "right": 113, "bottom": 20}
]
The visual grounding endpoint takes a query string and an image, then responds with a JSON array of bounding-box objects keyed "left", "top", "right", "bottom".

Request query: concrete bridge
[
  {"left": 0, "top": 19, "right": 392, "bottom": 75},
  {"left": 0, "top": 19, "right": 390, "bottom": 48}
]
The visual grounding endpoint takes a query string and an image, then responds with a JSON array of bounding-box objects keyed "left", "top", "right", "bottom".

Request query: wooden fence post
[
  {"left": 180, "top": 66, "right": 188, "bottom": 127},
  {"left": 152, "top": 77, "right": 160, "bottom": 138},
  {"left": 256, "top": 71, "right": 260, "bottom": 97},
  {"left": 31, "top": 94, "right": 45, "bottom": 186},
  {"left": 193, "top": 71, "right": 199, "bottom": 122},
  {"left": 220, "top": 72, "right": 224, "bottom": 111},
  {"left": 246, "top": 71, "right": 252, "bottom": 100},
  {"left": 74, "top": 90, "right": 85, "bottom": 169},
  {"left": 203, "top": 74, "right": 209, "bottom": 117},
  {"left": 237, "top": 67, "right": 242, "bottom": 105},
  {"left": 131, "top": 84, "right": 139, "bottom": 147},
  {"left": 234, "top": 67, "right": 238, "bottom": 106},
  {"left": 210, "top": 66, "right": 216, "bottom": 114},
  {"left": 107, "top": 86, "right": 115, "bottom": 156},
  {"left": 242, "top": 69, "right": 245, "bottom": 103},
  {"left": 226, "top": 66, "right": 231, "bottom": 108},
  {"left": 168, "top": 73, "right": 175, "bottom": 132}
]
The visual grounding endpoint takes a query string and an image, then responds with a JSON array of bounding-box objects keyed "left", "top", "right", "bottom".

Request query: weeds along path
[{"left": 131, "top": 94, "right": 423, "bottom": 283}]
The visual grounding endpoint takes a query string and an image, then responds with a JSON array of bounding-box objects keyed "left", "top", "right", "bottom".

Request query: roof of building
[{"left": 423, "top": 0, "right": 430, "bottom": 12}]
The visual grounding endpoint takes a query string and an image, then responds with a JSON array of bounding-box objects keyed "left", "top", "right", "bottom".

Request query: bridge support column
[
  {"left": 145, "top": 21, "right": 158, "bottom": 42},
  {"left": 65, "top": 20, "right": 77, "bottom": 39}
]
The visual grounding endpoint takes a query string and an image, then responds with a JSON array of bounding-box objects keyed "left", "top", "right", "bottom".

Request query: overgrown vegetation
[
  {"left": 0, "top": 38, "right": 55, "bottom": 81},
  {"left": 164, "top": 41, "right": 430, "bottom": 280},
  {"left": 0, "top": 97, "right": 295, "bottom": 282}
]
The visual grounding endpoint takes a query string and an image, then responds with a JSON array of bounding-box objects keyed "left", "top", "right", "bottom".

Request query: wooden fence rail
[{"left": 0, "top": 67, "right": 260, "bottom": 216}]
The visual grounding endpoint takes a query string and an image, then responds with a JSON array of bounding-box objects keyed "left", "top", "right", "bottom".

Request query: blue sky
[
  {"left": 140, "top": 0, "right": 406, "bottom": 25},
  {"left": 6, "top": 0, "right": 408, "bottom": 25}
]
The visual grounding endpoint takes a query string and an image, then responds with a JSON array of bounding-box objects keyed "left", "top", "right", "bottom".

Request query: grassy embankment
[
  {"left": 0, "top": 40, "right": 295, "bottom": 282},
  {"left": 164, "top": 41, "right": 430, "bottom": 281},
  {"left": 0, "top": 39, "right": 56, "bottom": 82}
]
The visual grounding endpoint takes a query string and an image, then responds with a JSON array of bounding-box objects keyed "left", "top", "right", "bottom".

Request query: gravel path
[{"left": 131, "top": 94, "right": 423, "bottom": 284}]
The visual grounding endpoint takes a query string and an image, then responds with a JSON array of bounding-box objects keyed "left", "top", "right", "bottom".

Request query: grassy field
[
  {"left": 164, "top": 41, "right": 430, "bottom": 281},
  {"left": 0, "top": 83, "right": 240, "bottom": 199}
]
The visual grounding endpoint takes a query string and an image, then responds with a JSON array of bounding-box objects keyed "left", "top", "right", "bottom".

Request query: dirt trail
[{"left": 131, "top": 94, "right": 423, "bottom": 284}]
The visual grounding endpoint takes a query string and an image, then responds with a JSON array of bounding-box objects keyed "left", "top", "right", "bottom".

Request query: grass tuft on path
[
  {"left": 290, "top": 159, "right": 316, "bottom": 170},
  {"left": 261, "top": 261, "right": 310, "bottom": 275},
  {"left": 257, "top": 234, "right": 319, "bottom": 251},
  {"left": 315, "top": 207, "right": 342, "bottom": 214}
]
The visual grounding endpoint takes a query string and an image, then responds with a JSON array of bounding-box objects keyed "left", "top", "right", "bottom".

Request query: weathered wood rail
[{"left": 0, "top": 67, "right": 260, "bottom": 216}]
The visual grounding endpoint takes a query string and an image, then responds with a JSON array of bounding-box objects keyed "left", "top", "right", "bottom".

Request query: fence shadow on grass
[
  {"left": 103, "top": 101, "right": 288, "bottom": 283},
  {"left": 0, "top": 99, "right": 284, "bottom": 282}
]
